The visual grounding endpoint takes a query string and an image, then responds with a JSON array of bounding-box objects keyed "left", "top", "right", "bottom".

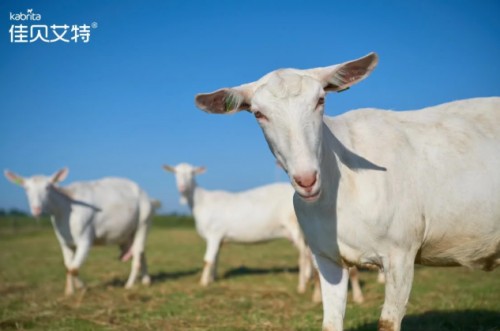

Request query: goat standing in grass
[
  {"left": 4, "top": 168, "right": 156, "bottom": 295},
  {"left": 195, "top": 52, "right": 500, "bottom": 331}
]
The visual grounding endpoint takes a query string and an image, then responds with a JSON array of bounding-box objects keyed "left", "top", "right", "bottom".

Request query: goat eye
[
  {"left": 317, "top": 98, "right": 325, "bottom": 107},
  {"left": 254, "top": 111, "right": 265, "bottom": 119}
]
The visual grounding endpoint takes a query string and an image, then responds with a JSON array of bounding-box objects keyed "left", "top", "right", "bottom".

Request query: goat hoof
[{"left": 141, "top": 276, "right": 151, "bottom": 286}]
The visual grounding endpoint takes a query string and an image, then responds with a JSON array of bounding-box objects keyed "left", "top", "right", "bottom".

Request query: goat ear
[
  {"left": 4, "top": 170, "right": 24, "bottom": 186},
  {"left": 194, "top": 167, "right": 206, "bottom": 175},
  {"left": 195, "top": 83, "right": 255, "bottom": 114},
  {"left": 51, "top": 167, "right": 69, "bottom": 183},
  {"left": 162, "top": 165, "right": 176, "bottom": 173},
  {"left": 307, "top": 52, "right": 378, "bottom": 92}
]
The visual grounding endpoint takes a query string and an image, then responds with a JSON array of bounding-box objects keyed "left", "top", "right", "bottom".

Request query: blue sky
[{"left": 1, "top": 0, "right": 499, "bottom": 214}]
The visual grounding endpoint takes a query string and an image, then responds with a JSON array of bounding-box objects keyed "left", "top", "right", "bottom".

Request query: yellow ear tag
[{"left": 225, "top": 97, "right": 235, "bottom": 112}]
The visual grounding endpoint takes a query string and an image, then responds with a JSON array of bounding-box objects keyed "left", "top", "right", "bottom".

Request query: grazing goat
[
  {"left": 194, "top": 52, "right": 500, "bottom": 331},
  {"left": 4, "top": 168, "right": 156, "bottom": 295}
]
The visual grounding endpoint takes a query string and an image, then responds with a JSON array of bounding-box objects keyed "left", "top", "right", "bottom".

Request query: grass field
[{"left": 0, "top": 217, "right": 499, "bottom": 331}]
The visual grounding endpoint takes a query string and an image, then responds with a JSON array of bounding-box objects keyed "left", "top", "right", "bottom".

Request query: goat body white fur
[
  {"left": 4, "top": 168, "right": 155, "bottom": 295},
  {"left": 195, "top": 51, "right": 500, "bottom": 331}
]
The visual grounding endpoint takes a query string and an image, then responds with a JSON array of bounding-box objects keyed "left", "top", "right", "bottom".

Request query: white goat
[
  {"left": 195, "top": 53, "right": 500, "bottom": 331},
  {"left": 4, "top": 168, "right": 155, "bottom": 295}
]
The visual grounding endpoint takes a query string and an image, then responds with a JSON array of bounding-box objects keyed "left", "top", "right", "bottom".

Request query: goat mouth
[{"left": 298, "top": 189, "right": 321, "bottom": 202}]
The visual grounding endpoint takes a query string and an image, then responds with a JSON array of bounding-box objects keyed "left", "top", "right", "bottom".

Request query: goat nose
[{"left": 294, "top": 172, "right": 317, "bottom": 188}]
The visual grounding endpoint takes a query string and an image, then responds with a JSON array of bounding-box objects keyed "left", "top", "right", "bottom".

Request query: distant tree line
[
  {"left": 0, "top": 208, "right": 190, "bottom": 218},
  {"left": 0, "top": 208, "right": 29, "bottom": 217}
]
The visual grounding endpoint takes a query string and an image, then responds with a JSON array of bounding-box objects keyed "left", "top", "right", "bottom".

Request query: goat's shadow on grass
[
  {"left": 345, "top": 310, "right": 500, "bottom": 331},
  {"left": 103, "top": 268, "right": 201, "bottom": 287},
  {"left": 222, "top": 266, "right": 366, "bottom": 288},
  {"left": 223, "top": 265, "right": 299, "bottom": 279}
]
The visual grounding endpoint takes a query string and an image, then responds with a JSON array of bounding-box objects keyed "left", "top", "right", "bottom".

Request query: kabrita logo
[{"left": 10, "top": 9, "right": 41, "bottom": 21}]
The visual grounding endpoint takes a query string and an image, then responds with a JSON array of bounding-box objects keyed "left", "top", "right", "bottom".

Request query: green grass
[{"left": 0, "top": 217, "right": 499, "bottom": 331}]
